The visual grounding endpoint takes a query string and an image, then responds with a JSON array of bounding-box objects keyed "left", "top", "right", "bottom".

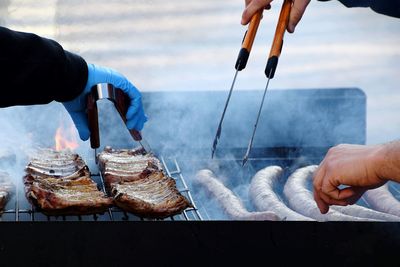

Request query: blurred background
[{"left": 0, "top": 0, "right": 399, "bottom": 146}]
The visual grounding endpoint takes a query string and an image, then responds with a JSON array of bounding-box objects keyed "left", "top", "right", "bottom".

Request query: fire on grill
[{"left": 2, "top": 88, "right": 396, "bottom": 223}]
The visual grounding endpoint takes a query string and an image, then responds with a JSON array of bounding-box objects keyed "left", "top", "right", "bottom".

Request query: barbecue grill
[
  {"left": 1, "top": 87, "right": 399, "bottom": 265},
  {"left": 0, "top": 156, "right": 202, "bottom": 222}
]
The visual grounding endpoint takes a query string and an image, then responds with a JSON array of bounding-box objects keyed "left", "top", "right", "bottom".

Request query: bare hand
[
  {"left": 313, "top": 144, "right": 387, "bottom": 214},
  {"left": 241, "top": 0, "right": 311, "bottom": 33}
]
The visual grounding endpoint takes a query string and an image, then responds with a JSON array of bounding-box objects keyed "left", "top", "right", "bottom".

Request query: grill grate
[{"left": 0, "top": 157, "right": 202, "bottom": 221}]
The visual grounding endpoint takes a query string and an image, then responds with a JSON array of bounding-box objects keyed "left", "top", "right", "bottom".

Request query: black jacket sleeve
[
  {"left": 318, "top": 0, "right": 400, "bottom": 18},
  {"left": 0, "top": 26, "right": 88, "bottom": 107}
]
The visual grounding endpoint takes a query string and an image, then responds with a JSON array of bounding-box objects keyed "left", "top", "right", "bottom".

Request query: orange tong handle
[
  {"left": 242, "top": 9, "right": 263, "bottom": 52},
  {"left": 235, "top": 9, "right": 263, "bottom": 71},
  {"left": 269, "top": 0, "right": 292, "bottom": 58},
  {"left": 265, "top": 0, "right": 292, "bottom": 78}
]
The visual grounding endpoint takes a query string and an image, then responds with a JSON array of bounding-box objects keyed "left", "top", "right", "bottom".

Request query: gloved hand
[{"left": 62, "top": 63, "right": 148, "bottom": 141}]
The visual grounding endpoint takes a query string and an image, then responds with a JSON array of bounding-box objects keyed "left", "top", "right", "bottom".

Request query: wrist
[{"left": 372, "top": 142, "right": 400, "bottom": 183}]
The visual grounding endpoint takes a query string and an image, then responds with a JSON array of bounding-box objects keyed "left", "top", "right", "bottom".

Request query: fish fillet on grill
[
  {"left": 0, "top": 171, "right": 14, "bottom": 211},
  {"left": 24, "top": 149, "right": 112, "bottom": 215},
  {"left": 99, "top": 147, "right": 192, "bottom": 218}
]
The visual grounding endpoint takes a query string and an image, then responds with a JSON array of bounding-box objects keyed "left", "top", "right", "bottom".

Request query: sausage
[
  {"left": 194, "top": 169, "right": 280, "bottom": 221},
  {"left": 249, "top": 166, "right": 314, "bottom": 221},
  {"left": 363, "top": 183, "right": 400, "bottom": 217},
  {"left": 283, "top": 165, "right": 378, "bottom": 221}
]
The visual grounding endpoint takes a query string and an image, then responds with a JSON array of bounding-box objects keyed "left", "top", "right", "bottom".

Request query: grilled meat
[
  {"left": 249, "top": 166, "right": 314, "bottom": 221},
  {"left": 26, "top": 149, "right": 86, "bottom": 178},
  {"left": 0, "top": 171, "right": 14, "bottom": 211},
  {"left": 364, "top": 183, "right": 400, "bottom": 217},
  {"left": 112, "top": 171, "right": 192, "bottom": 218},
  {"left": 98, "top": 147, "right": 162, "bottom": 187},
  {"left": 99, "top": 147, "right": 192, "bottom": 218},
  {"left": 195, "top": 169, "right": 280, "bottom": 221},
  {"left": 24, "top": 149, "right": 112, "bottom": 215},
  {"left": 283, "top": 165, "right": 384, "bottom": 221},
  {"left": 27, "top": 177, "right": 112, "bottom": 215}
]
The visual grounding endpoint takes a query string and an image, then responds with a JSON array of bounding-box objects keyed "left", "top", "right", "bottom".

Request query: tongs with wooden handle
[
  {"left": 242, "top": 0, "right": 293, "bottom": 166},
  {"left": 87, "top": 84, "right": 151, "bottom": 162},
  {"left": 236, "top": 9, "right": 263, "bottom": 71},
  {"left": 211, "top": 9, "right": 263, "bottom": 158},
  {"left": 265, "top": 0, "right": 292, "bottom": 79}
]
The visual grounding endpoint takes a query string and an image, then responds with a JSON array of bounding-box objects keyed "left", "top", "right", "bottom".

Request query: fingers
[
  {"left": 313, "top": 164, "right": 348, "bottom": 214},
  {"left": 85, "top": 63, "right": 148, "bottom": 132},
  {"left": 287, "top": 0, "right": 310, "bottom": 33},
  {"left": 313, "top": 188, "right": 329, "bottom": 214},
  {"left": 126, "top": 102, "right": 148, "bottom": 131},
  {"left": 313, "top": 164, "right": 330, "bottom": 214},
  {"left": 124, "top": 85, "right": 148, "bottom": 131},
  {"left": 125, "top": 86, "right": 142, "bottom": 119},
  {"left": 241, "top": 0, "right": 273, "bottom": 25},
  {"left": 313, "top": 164, "right": 366, "bottom": 213},
  {"left": 65, "top": 110, "right": 90, "bottom": 141}
]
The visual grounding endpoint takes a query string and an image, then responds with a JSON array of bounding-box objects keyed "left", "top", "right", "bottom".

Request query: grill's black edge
[{"left": 0, "top": 221, "right": 399, "bottom": 265}]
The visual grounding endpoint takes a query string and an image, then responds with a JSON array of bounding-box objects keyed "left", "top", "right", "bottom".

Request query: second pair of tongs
[{"left": 211, "top": 0, "right": 293, "bottom": 166}]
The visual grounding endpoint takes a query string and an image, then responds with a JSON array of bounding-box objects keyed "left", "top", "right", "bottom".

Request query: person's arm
[
  {"left": 62, "top": 64, "right": 147, "bottom": 141},
  {"left": 313, "top": 141, "right": 400, "bottom": 214},
  {"left": 319, "top": 0, "right": 400, "bottom": 18},
  {"left": 0, "top": 26, "right": 147, "bottom": 141},
  {"left": 241, "top": 0, "right": 311, "bottom": 33},
  {"left": 0, "top": 26, "right": 87, "bottom": 106}
]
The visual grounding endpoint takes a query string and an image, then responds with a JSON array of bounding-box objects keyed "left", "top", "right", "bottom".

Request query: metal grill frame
[{"left": 0, "top": 156, "right": 202, "bottom": 222}]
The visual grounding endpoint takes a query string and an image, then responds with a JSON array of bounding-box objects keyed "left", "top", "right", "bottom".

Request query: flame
[{"left": 54, "top": 123, "right": 79, "bottom": 151}]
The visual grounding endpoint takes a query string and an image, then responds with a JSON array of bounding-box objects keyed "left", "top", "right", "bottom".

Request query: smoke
[
  {"left": 1, "top": 0, "right": 373, "bottom": 220},
  {"left": 140, "top": 88, "right": 366, "bottom": 219}
]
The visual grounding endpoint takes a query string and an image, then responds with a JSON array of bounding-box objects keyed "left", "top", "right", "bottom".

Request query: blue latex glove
[{"left": 62, "top": 63, "right": 148, "bottom": 141}]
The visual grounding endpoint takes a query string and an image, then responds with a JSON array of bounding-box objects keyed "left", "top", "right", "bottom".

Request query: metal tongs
[
  {"left": 87, "top": 83, "right": 152, "bottom": 161},
  {"left": 211, "top": 0, "right": 293, "bottom": 166}
]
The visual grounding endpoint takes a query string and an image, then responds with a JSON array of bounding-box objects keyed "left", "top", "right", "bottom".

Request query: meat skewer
[
  {"left": 363, "top": 183, "right": 400, "bottom": 217},
  {"left": 283, "top": 165, "right": 378, "bottom": 221},
  {"left": 249, "top": 166, "right": 314, "bottom": 221},
  {"left": 194, "top": 169, "right": 280, "bottom": 221}
]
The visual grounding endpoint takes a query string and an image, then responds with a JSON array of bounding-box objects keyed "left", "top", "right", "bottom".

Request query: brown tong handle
[
  {"left": 235, "top": 9, "right": 263, "bottom": 71},
  {"left": 265, "top": 0, "right": 292, "bottom": 79},
  {"left": 87, "top": 93, "right": 100, "bottom": 149},
  {"left": 114, "top": 89, "right": 142, "bottom": 141}
]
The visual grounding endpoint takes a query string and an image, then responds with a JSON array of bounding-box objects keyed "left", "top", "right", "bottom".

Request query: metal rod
[
  {"left": 98, "top": 172, "right": 114, "bottom": 221},
  {"left": 94, "top": 148, "right": 98, "bottom": 164},
  {"left": 242, "top": 69, "right": 273, "bottom": 166},
  {"left": 212, "top": 68, "right": 240, "bottom": 158}
]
